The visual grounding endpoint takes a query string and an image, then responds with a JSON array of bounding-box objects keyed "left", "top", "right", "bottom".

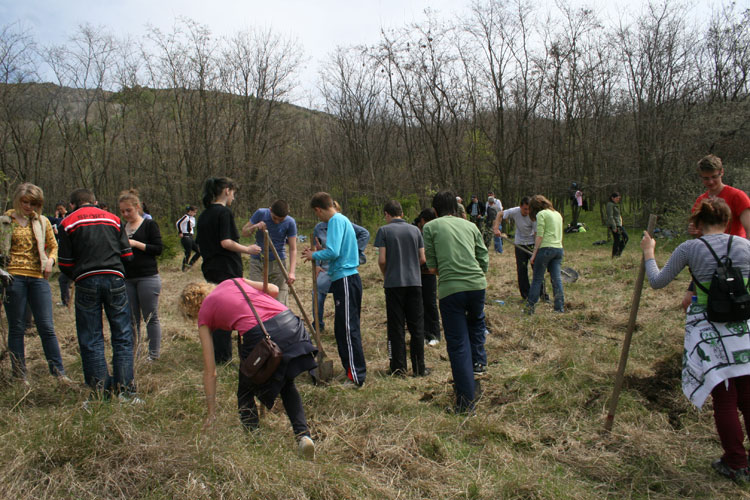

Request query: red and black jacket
[{"left": 58, "top": 204, "right": 133, "bottom": 281}]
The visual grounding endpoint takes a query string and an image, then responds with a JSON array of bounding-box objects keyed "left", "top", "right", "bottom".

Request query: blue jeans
[
  {"left": 527, "top": 247, "right": 564, "bottom": 312},
  {"left": 439, "top": 289, "right": 487, "bottom": 412},
  {"left": 58, "top": 272, "right": 72, "bottom": 306},
  {"left": 74, "top": 275, "right": 135, "bottom": 394},
  {"left": 494, "top": 225, "right": 503, "bottom": 253},
  {"left": 311, "top": 269, "right": 331, "bottom": 330},
  {"left": 4, "top": 275, "right": 65, "bottom": 377}
]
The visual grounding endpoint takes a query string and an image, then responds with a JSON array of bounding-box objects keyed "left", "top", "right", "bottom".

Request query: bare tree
[{"left": 221, "top": 27, "right": 302, "bottom": 206}]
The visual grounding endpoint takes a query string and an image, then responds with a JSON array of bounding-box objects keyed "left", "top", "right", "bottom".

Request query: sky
[{"left": 0, "top": 0, "right": 728, "bottom": 105}]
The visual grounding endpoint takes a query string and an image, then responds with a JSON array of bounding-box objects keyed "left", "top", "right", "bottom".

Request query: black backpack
[{"left": 690, "top": 236, "right": 750, "bottom": 323}]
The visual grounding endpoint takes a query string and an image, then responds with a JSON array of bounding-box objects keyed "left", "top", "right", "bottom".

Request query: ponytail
[{"left": 202, "top": 177, "right": 237, "bottom": 208}]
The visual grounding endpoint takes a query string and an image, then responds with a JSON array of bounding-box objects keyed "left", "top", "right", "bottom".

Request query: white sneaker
[
  {"left": 298, "top": 435, "right": 315, "bottom": 460},
  {"left": 427, "top": 339, "right": 439, "bottom": 347},
  {"left": 118, "top": 393, "right": 144, "bottom": 405}
]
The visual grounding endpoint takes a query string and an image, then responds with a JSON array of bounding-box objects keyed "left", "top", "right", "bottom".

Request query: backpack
[{"left": 690, "top": 236, "right": 750, "bottom": 323}]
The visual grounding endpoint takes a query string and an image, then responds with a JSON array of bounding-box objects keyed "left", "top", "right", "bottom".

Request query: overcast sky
[{"left": 1, "top": 0, "right": 724, "bottom": 104}]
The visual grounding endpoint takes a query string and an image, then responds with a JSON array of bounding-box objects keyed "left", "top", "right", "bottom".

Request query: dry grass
[{"left": 2, "top": 225, "right": 750, "bottom": 499}]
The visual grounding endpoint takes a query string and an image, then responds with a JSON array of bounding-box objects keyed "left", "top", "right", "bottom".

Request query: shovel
[
  {"left": 262, "top": 230, "right": 269, "bottom": 294},
  {"left": 501, "top": 235, "right": 579, "bottom": 283},
  {"left": 263, "top": 229, "right": 334, "bottom": 383}
]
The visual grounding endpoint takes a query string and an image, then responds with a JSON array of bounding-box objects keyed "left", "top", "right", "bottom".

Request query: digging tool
[
  {"left": 500, "top": 236, "right": 579, "bottom": 283},
  {"left": 262, "top": 230, "right": 269, "bottom": 294},
  {"left": 604, "top": 214, "right": 658, "bottom": 432},
  {"left": 263, "top": 229, "right": 334, "bottom": 383},
  {"left": 311, "top": 240, "right": 322, "bottom": 337}
]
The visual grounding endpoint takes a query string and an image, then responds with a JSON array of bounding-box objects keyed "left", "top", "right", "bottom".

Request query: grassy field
[{"left": 1, "top": 215, "right": 749, "bottom": 499}]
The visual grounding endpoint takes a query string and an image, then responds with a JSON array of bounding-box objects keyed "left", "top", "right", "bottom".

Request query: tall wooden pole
[{"left": 604, "top": 214, "right": 658, "bottom": 431}]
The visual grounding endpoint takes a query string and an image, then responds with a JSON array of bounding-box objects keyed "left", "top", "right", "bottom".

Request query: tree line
[{"left": 1, "top": 1, "right": 749, "bottom": 229}]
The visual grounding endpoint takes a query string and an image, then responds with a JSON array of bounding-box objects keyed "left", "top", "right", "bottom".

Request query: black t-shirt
[{"left": 196, "top": 203, "right": 243, "bottom": 283}]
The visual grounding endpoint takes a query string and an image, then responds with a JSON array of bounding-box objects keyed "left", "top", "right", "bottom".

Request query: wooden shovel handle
[{"left": 263, "top": 229, "right": 327, "bottom": 357}]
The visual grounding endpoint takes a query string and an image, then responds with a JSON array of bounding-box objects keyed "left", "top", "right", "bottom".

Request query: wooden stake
[
  {"left": 262, "top": 230, "right": 269, "bottom": 294},
  {"left": 311, "top": 234, "right": 320, "bottom": 336},
  {"left": 604, "top": 214, "right": 658, "bottom": 431}
]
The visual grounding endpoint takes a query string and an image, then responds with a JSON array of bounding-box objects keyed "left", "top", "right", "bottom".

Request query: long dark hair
[{"left": 201, "top": 177, "right": 237, "bottom": 208}]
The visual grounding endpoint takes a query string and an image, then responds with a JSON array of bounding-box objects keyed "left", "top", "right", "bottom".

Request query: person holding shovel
[
  {"left": 493, "top": 197, "right": 547, "bottom": 301},
  {"left": 641, "top": 197, "right": 750, "bottom": 483},
  {"left": 525, "top": 195, "right": 564, "bottom": 314},
  {"left": 311, "top": 201, "right": 369, "bottom": 332},
  {"left": 302, "top": 192, "right": 367, "bottom": 387},
  {"left": 180, "top": 279, "right": 317, "bottom": 459},
  {"left": 242, "top": 200, "right": 298, "bottom": 306}
]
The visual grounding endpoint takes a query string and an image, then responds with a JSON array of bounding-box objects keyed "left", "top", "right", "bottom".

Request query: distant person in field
[
  {"left": 311, "top": 201, "right": 369, "bottom": 332},
  {"left": 493, "top": 197, "right": 547, "bottom": 301},
  {"left": 119, "top": 189, "right": 163, "bottom": 361},
  {"left": 486, "top": 192, "right": 503, "bottom": 253},
  {"left": 48, "top": 200, "right": 73, "bottom": 307},
  {"left": 176, "top": 205, "right": 201, "bottom": 272},
  {"left": 526, "top": 195, "right": 565, "bottom": 314},
  {"left": 606, "top": 192, "right": 628, "bottom": 258},
  {"left": 0, "top": 183, "right": 69, "bottom": 383},
  {"left": 58, "top": 188, "right": 138, "bottom": 399},
  {"left": 196, "top": 177, "right": 261, "bottom": 364},
  {"left": 456, "top": 196, "right": 466, "bottom": 219},
  {"left": 641, "top": 197, "right": 750, "bottom": 483},
  {"left": 374, "top": 200, "right": 428, "bottom": 377},
  {"left": 415, "top": 208, "right": 441, "bottom": 346},
  {"left": 466, "top": 194, "right": 485, "bottom": 229},
  {"left": 241, "top": 200, "right": 298, "bottom": 306},
  {"left": 423, "top": 191, "right": 488, "bottom": 414},
  {"left": 180, "top": 279, "right": 317, "bottom": 459},
  {"left": 682, "top": 154, "right": 750, "bottom": 310},
  {"left": 302, "top": 192, "right": 366, "bottom": 387}
]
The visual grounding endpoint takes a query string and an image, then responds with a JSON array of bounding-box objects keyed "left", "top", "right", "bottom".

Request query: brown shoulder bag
[{"left": 232, "top": 279, "right": 282, "bottom": 385}]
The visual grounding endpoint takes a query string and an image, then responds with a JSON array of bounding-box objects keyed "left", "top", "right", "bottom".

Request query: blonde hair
[
  {"left": 13, "top": 183, "right": 44, "bottom": 215},
  {"left": 118, "top": 189, "right": 141, "bottom": 209},
  {"left": 179, "top": 282, "right": 215, "bottom": 320}
]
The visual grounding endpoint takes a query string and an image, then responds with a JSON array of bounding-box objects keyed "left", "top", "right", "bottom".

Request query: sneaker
[
  {"left": 56, "top": 375, "right": 75, "bottom": 387},
  {"left": 413, "top": 368, "right": 431, "bottom": 377},
  {"left": 473, "top": 363, "right": 487, "bottom": 376},
  {"left": 711, "top": 458, "right": 750, "bottom": 483},
  {"left": 298, "top": 435, "right": 315, "bottom": 460},
  {"left": 117, "top": 393, "right": 144, "bottom": 405},
  {"left": 427, "top": 339, "right": 439, "bottom": 347}
]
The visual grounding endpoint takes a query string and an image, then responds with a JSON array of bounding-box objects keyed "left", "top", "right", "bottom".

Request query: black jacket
[{"left": 58, "top": 204, "right": 133, "bottom": 281}]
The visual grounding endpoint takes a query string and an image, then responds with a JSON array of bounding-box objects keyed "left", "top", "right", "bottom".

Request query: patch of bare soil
[{"left": 624, "top": 351, "right": 692, "bottom": 429}]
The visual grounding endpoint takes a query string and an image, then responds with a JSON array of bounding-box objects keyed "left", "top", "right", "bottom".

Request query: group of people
[
  {"left": 1, "top": 185, "right": 163, "bottom": 399},
  {"left": 4, "top": 155, "right": 748, "bottom": 482},
  {"left": 181, "top": 180, "right": 568, "bottom": 461},
  {"left": 641, "top": 154, "right": 750, "bottom": 484}
]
